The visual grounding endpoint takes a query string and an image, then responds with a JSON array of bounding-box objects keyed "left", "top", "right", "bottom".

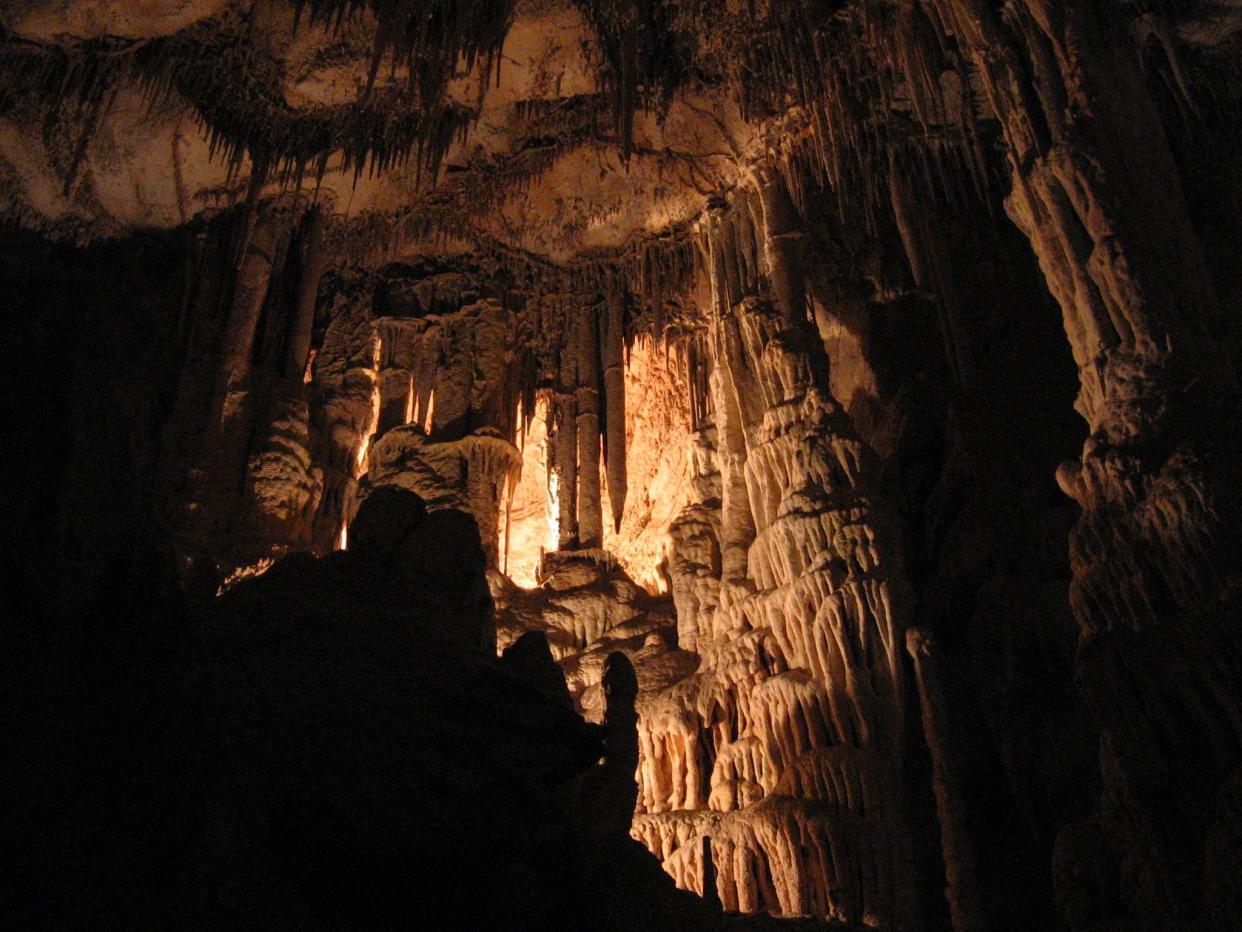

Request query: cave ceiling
[
  {"left": 8, "top": 3, "right": 1242, "bottom": 929},
  {"left": 0, "top": 0, "right": 767, "bottom": 264},
  {"left": 5, "top": 1, "right": 1240, "bottom": 270}
]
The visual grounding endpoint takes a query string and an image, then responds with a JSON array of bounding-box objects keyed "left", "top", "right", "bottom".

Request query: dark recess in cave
[{"left": 4, "top": 2, "right": 1242, "bottom": 929}]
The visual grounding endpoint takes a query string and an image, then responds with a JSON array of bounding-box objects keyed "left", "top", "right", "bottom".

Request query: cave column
[
  {"left": 925, "top": 0, "right": 1242, "bottom": 922},
  {"left": 285, "top": 206, "right": 325, "bottom": 381},
  {"left": 695, "top": 188, "right": 923, "bottom": 925},
  {"left": 755, "top": 170, "right": 808, "bottom": 329},
  {"left": 214, "top": 207, "right": 279, "bottom": 447},
  {"left": 601, "top": 287, "right": 627, "bottom": 534},
  {"left": 575, "top": 303, "right": 603, "bottom": 548},
  {"left": 547, "top": 301, "right": 579, "bottom": 550},
  {"left": 703, "top": 207, "right": 757, "bottom": 587}
]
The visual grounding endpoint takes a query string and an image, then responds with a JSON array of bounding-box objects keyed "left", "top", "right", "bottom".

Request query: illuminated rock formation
[
  {"left": 6, "top": 2, "right": 1242, "bottom": 929},
  {"left": 622, "top": 190, "right": 921, "bottom": 925}
]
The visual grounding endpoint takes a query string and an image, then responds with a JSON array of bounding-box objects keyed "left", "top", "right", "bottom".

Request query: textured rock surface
[{"left": 6, "top": 1, "right": 1242, "bottom": 929}]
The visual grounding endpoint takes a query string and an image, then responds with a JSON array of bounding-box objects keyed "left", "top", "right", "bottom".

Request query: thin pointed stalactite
[
  {"left": 9, "top": 3, "right": 1242, "bottom": 929},
  {"left": 0, "top": 10, "right": 494, "bottom": 205},
  {"left": 571, "top": 0, "right": 692, "bottom": 158},
  {"left": 292, "top": 0, "right": 516, "bottom": 106}
]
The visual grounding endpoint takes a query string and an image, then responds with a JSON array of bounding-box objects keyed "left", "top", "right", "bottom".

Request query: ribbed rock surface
[{"left": 8, "top": 3, "right": 1242, "bottom": 930}]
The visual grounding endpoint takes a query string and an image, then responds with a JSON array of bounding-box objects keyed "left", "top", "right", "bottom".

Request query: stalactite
[
  {"left": 291, "top": 0, "right": 515, "bottom": 106},
  {"left": 376, "top": 321, "right": 414, "bottom": 436},
  {"left": 1, "top": 13, "right": 487, "bottom": 202},
  {"left": 428, "top": 316, "right": 473, "bottom": 440},
  {"left": 571, "top": 0, "right": 692, "bottom": 157},
  {"left": 411, "top": 331, "right": 437, "bottom": 431}
]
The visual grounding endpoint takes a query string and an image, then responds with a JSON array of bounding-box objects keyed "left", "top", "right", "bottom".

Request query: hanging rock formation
[{"left": 6, "top": 1, "right": 1242, "bottom": 929}]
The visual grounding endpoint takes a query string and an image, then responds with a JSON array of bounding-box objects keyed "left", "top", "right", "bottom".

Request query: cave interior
[{"left": 4, "top": 1, "right": 1242, "bottom": 929}]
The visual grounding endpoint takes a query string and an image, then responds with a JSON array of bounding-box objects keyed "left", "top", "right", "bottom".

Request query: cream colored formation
[{"left": 7, "top": 1, "right": 1242, "bottom": 927}]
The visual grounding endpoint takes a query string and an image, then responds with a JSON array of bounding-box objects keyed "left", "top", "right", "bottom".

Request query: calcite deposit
[{"left": 6, "top": 1, "right": 1242, "bottom": 929}]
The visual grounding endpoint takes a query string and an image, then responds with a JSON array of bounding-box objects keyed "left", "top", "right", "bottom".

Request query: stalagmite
[
  {"left": 602, "top": 289, "right": 627, "bottom": 533},
  {"left": 10, "top": 3, "right": 1242, "bottom": 927},
  {"left": 576, "top": 303, "right": 603, "bottom": 548}
]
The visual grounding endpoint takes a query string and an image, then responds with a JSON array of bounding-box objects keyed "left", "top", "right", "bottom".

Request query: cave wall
[{"left": 5, "top": 2, "right": 1242, "bottom": 929}]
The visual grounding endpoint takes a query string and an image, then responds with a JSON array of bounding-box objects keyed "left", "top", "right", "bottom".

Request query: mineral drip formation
[{"left": 7, "top": 2, "right": 1242, "bottom": 930}]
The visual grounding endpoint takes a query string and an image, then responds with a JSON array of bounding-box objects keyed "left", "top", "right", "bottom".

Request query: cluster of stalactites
[
  {"left": 292, "top": 0, "right": 515, "bottom": 107},
  {"left": 0, "top": 1, "right": 508, "bottom": 237},
  {"left": 536, "top": 289, "right": 628, "bottom": 552},
  {"left": 373, "top": 299, "right": 530, "bottom": 447},
  {"left": 571, "top": 0, "right": 693, "bottom": 158}
]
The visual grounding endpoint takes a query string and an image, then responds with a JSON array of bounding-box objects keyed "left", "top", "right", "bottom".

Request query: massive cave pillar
[
  {"left": 927, "top": 0, "right": 1242, "bottom": 923},
  {"left": 633, "top": 192, "right": 920, "bottom": 926}
]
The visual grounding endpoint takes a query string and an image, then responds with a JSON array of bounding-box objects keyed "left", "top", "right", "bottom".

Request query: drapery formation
[{"left": 6, "top": 1, "right": 1242, "bottom": 928}]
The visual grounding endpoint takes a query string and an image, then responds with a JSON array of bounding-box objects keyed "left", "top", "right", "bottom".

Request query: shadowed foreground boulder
[{"left": 182, "top": 490, "right": 720, "bottom": 929}]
